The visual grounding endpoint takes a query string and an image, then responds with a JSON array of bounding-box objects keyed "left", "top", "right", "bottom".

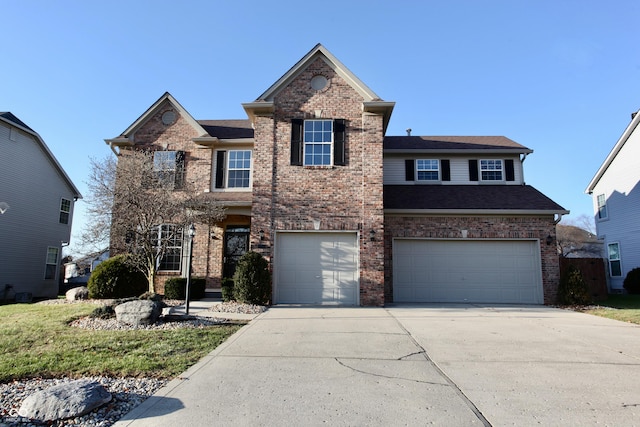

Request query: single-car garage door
[
  {"left": 393, "top": 239, "right": 542, "bottom": 304},
  {"left": 275, "top": 232, "right": 359, "bottom": 305}
]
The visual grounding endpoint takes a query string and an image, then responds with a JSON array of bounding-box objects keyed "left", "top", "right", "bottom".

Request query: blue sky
[{"left": 2, "top": 0, "right": 639, "bottom": 255}]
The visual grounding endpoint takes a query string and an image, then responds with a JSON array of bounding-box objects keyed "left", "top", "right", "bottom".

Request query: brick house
[{"left": 106, "top": 44, "right": 567, "bottom": 306}]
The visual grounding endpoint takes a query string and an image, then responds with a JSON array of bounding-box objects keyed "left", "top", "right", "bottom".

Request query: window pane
[
  {"left": 610, "top": 260, "right": 622, "bottom": 277},
  {"left": 303, "top": 120, "right": 332, "bottom": 166},
  {"left": 608, "top": 243, "right": 620, "bottom": 260},
  {"left": 227, "top": 150, "right": 251, "bottom": 188},
  {"left": 480, "top": 159, "right": 503, "bottom": 181}
]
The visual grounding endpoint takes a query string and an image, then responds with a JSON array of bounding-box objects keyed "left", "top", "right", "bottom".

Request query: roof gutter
[{"left": 384, "top": 208, "right": 570, "bottom": 216}]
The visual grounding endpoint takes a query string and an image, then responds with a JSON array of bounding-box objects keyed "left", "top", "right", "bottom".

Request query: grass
[
  {"left": 0, "top": 302, "right": 242, "bottom": 383},
  {"left": 583, "top": 294, "right": 640, "bottom": 325}
]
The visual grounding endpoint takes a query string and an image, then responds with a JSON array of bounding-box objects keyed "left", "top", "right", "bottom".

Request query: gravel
[
  {"left": 0, "top": 376, "right": 168, "bottom": 427},
  {"left": 1, "top": 299, "right": 267, "bottom": 426}
]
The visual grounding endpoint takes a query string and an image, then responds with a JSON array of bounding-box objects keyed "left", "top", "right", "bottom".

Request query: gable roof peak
[{"left": 254, "top": 43, "right": 382, "bottom": 103}]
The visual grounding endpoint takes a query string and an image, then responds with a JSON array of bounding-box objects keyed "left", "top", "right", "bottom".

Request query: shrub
[
  {"left": 233, "top": 251, "right": 271, "bottom": 305},
  {"left": 558, "top": 265, "right": 591, "bottom": 305},
  {"left": 89, "top": 305, "right": 115, "bottom": 319},
  {"left": 624, "top": 268, "right": 640, "bottom": 294},
  {"left": 163, "top": 277, "right": 206, "bottom": 300},
  {"left": 87, "top": 255, "right": 147, "bottom": 299},
  {"left": 221, "top": 278, "right": 234, "bottom": 302}
]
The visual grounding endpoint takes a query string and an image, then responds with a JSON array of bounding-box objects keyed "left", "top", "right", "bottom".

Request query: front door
[{"left": 223, "top": 226, "right": 250, "bottom": 279}]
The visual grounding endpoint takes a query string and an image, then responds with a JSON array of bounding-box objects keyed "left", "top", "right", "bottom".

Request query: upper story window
[
  {"left": 597, "top": 194, "right": 608, "bottom": 220},
  {"left": 416, "top": 159, "right": 440, "bottom": 181},
  {"left": 214, "top": 150, "right": 252, "bottom": 189},
  {"left": 291, "top": 119, "right": 346, "bottom": 167},
  {"left": 469, "top": 159, "right": 515, "bottom": 182},
  {"left": 480, "top": 159, "right": 503, "bottom": 181},
  {"left": 59, "top": 198, "right": 71, "bottom": 224},
  {"left": 607, "top": 242, "right": 622, "bottom": 277},
  {"left": 44, "top": 247, "right": 59, "bottom": 280},
  {"left": 304, "top": 120, "right": 333, "bottom": 166},
  {"left": 153, "top": 151, "right": 185, "bottom": 189}
]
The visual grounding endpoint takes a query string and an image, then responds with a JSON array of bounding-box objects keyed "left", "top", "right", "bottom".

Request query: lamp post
[{"left": 185, "top": 223, "right": 195, "bottom": 315}]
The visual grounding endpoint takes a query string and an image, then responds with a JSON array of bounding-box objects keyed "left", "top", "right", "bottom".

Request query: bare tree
[
  {"left": 79, "top": 155, "right": 118, "bottom": 254},
  {"left": 557, "top": 215, "right": 601, "bottom": 258},
  {"left": 85, "top": 150, "right": 225, "bottom": 293}
]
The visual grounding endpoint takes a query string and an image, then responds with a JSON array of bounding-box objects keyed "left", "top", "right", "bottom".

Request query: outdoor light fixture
[
  {"left": 259, "top": 229, "right": 265, "bottom": 241},
  {"left": 369, "top": 229, "right": 376, "bottom": 241},
  {"left": 185, "top": 224, "right": 195, "bottom": 314},
  {"left": 546, "top": 234, "right": 553, "bottom": 245}
]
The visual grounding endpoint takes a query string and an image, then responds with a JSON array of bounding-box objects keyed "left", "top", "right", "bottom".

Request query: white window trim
[
  {"left": 479, "top": 159, "right": 504, "bottom": 182},
  {"left": 44, "top": 246, "right": 59, "bottom": 280},
  {"left": 416, "top": 159, "right": 440, "bottom": 182},
  {"left": 213, "top": 149, "right": 253, "bottom": 192},
  {"left": 59, "top": 198, "right": 71, "bottom": 225},
  {"left": 596, "top": 193, "right": 608, "bottom": 220},
  {"left": 607, "top": 242, "right": 622, "bottom": 277},
  {"left": 154, "top": 224, "right": 184, "bottom": 272},
  {"left": 303, "top": 119, "right": 334, "bottom": 167}
]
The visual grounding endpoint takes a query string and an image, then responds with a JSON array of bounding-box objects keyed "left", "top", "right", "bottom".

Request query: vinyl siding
[
  {"left": 0, "top": 121, "right": 75, "bottom": 298},
  {"left": 592, "top": 125, "right": 640, "bottom": 290},
  {"left": 383, "top": 155, "right": 524, "bottom": 185}
]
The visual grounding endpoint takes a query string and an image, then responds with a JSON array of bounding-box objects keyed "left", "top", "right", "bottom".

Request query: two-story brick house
[{"left": 106, "top": 44, "right": 567, "bottom": 306}]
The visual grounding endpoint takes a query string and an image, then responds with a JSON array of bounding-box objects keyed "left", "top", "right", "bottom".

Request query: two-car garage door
[
  {"left": 275, "top": 232, "right": 359, "bottom": 305},
  {"left": 393, "top": 239, "right": 543, "bottom": 304}
]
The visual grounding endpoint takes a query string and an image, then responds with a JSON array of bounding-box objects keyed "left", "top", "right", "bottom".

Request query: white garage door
[
  {"left": 275, "top": 232, "right": 359, "bottom": 305},
  {"left": 393, "top": 240, "right": 542, "bottom": 304}
]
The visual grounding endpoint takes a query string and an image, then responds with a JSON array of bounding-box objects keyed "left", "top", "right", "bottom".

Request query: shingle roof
[
  {"left": 198, "top": 119, "right": 254, "bottom": 139},
  {"left": 0, "top": 112, "right": 34, "bottom": 132},
  {"left": 383, "top": 136, "right": 531, "bottom": 151},
  {"left": 384, "top": 185, "right": 567, "bottom": 212}
]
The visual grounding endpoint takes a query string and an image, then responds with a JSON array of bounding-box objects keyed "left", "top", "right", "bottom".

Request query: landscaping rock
[
  {"left": 18, "top": 379, "right": 111, "bottom": 421},
  {"left": 66, "top": 286, "right": 89, "bottom": 301},
  {"left": 115, "top": 299, "right": 161, "bottom": 326}
]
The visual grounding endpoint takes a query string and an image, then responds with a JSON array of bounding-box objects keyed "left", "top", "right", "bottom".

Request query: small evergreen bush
[
  {"left": 87, "top": 255, "right": 147, "bottom": 299},
  {"left": 558, "top": 265, "right": 591, "bottom": 305},
  {"left": 163, "top": 277, "right": 206, "bottom": 300},
  {"left": 221, "top": 278, "right": 234, "bottom": 302},
  {"left": 233, "top": 251, "right": 271, "bottom": 305},
  {"left": 623, "top": 268, "right": 640, "bottom": 294}
]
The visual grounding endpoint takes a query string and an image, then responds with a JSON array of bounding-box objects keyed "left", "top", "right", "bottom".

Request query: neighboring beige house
[
  {"left": 0, "top": 112, "right": 82, "bottom": 299},
  {"left": 106, "top": 44, "right": 567, "bottom": 306},
  {"left": 586, "top": 110, "right": 640, "bottom": 292}
]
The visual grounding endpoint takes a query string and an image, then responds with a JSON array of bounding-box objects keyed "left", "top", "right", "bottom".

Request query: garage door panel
[
  {"left": 276, "top": 233, "right": 359, "bottom": 305},
  {"left": 393, "top": 240, "right": 542, "bottom": 304}
]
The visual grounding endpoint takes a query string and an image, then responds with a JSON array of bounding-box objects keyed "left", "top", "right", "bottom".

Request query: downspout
[{"left": 520, "top": 153, "right": 528, "bottom": 184}]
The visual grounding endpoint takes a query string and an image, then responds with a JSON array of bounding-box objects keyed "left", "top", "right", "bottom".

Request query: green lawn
[
  {"left": 0, "top": 302, "right": 242, "bottom": 383},
  {"left": 583, "top": 294, "right": 640, "bottom": 325}
]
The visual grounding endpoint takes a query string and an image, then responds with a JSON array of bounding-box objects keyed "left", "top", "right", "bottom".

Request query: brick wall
[
  {"left": 251, "top": 58, "right": 385, "bottom": 306},
  {"left": 384, "top": 215, "right": 560, "bottom": 304}
]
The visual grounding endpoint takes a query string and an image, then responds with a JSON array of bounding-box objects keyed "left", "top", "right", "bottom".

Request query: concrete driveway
[{"left": 115, "top": 305, "right": 640, "bottom": 426}]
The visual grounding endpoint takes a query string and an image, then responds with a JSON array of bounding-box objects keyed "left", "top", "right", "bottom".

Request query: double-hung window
[
  {"left": 59, "top": 198, "right": 71, "bottom": 224},
  {"left": 597, "top": 194, "right": 608, "bottom": 220},
  {"left": 607, "top": 242, "right": 622, "bottom": 277},
  {"left": 416, "top": 159, "right": 440, "bottom": 181},
  {"left": 153, "top": 151, "right": 185, "bottom": 189},
  {"left": 152, "top": 225, "right": 183, "bottom": 272},
  {"left": 291, "top": 119, "right": 346, "bottom": 166},
  {"left": 44, "top": 247, "right": 59, "bottom": 280},
  {"left": 480, "top": 159, "right": 503, "bottom": 181},
  {"left": 304, "top": 120, "right": 333, "bottom": 166},
  {"left": 214, "top": 150, "right": 252, "bottom": 189}
]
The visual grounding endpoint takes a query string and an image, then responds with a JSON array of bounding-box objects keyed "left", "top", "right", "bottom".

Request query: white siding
[
  {"left": 383, "top": 155, "right": 524, "bottom": 185},
  {"left": 592, "top": 126, "right": 640, "bottom": 290},
  {"left": 0, "top": 121, "right": 75, "bottom": 298}
]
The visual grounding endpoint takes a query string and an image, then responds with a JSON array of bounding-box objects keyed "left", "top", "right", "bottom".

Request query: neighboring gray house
[
  {"left": 586, "top": 110, "right": 640, "bottom": 291},
  {"left": 0, "top": 112, "right": 82, "bottom": 299}
]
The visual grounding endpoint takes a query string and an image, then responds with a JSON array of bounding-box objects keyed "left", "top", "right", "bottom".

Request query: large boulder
[
  {"left": 115, "top": 300, "right": 161, "bottom": 326},
  {"left": 66, "top": 286, "right": 89, "bottom": 301},
  {"left": 18, "top": 379, "right": 111, "bottom": 421}
]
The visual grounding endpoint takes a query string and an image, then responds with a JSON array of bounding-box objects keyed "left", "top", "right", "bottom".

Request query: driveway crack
[
  {"left": 385, "top": 309, "right": 493, "bottom": 427},
  {"left": 334, "top": 357, "right": 448, "bottom": 386}
]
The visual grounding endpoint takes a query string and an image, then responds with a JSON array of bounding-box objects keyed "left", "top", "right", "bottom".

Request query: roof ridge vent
[{"left": 406, "top": 128, "right": 412, "bottom": 136}]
